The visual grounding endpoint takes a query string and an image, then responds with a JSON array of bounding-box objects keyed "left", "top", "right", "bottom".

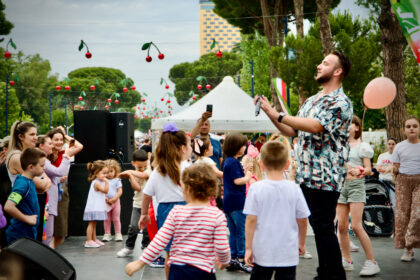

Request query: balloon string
[{"left": 362, "top": 107, "right": 367, "bottom": 132}]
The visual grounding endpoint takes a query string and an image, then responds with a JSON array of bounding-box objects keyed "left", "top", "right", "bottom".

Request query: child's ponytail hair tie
[{"left": 163, "top": 122, "right": 178, "bottom": 134}]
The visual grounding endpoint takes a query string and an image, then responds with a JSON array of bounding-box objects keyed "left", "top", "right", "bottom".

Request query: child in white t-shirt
[{"left": 244, "top": 141, "right": 310, "bottom": 280}]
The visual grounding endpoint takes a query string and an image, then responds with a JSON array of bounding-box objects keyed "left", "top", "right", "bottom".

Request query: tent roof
[{"left": 151, "top": 76, "right": 278, "bottom": 133}]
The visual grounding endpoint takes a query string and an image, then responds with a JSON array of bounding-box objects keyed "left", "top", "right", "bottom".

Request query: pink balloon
[{"left": 363, "top": 77, "right": 396, "bottom": 109}]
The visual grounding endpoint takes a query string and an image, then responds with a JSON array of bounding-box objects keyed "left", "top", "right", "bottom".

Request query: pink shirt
[{"left": 140, "top": 205, "right": 230, "bottom": 273}]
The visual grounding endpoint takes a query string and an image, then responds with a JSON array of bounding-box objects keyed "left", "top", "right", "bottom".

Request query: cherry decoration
[
  {"left": 65, "top": 86, "right": 70, "bottom": 91},
  {"left": 206, "top": 84, "right": 211, "bottom": 90},
  {"left": 142, "top": 41, "right": 165, "bottom": 63},
  {"left": 90, "top": 85, "right": 95, "bottom": 90},
  {"left": 131, "top": 86, "right": 136, "bottom": 91},
  {"left": 123, "top": 87, "right": 128, "bottom": 92},
  {"left": 197, "top": 85, "right": 203, "bottom": 90},
  {"left": 9, "top": 80, "right": 15, "bottom": 86},
  {"left": 56, "top": 85, "right": 61, "bottom": 91},
  {"left": 78, "top": 96, "right": 83, "bottom": 101},
  {"left": 4, "top": 39, "right": 17, "bottom": 59},
  {"left": 115, "top": 100, "right": 119, "bottom": 104},
  {"left": 107, "top": 98, "right": 112, "bottom": 103},
  {"left": 78, "top": 40, "right": 92, "bottom": 59}
]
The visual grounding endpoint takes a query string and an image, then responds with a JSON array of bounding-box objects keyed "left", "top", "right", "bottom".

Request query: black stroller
[{"left": 362, "top": 178, "right": 394, "bottom": 237}]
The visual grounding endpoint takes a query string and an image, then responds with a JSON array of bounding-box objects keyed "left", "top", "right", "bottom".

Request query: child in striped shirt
[{"left": 126, "top": 163, "right": 231, "bottom": 279}]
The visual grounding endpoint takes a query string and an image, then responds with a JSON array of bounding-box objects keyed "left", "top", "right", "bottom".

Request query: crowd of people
[{"left": 0, "top": 51, "right": 419, "bottom": 280}]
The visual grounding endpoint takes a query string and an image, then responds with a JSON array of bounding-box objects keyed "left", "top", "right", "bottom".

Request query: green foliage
[
  {"left": 404, "top": 46, "right": 420, "bottom": 117},
  {"left": 212, "top": 0, "right": 340, "bottom": 35},
  {"left": 168, "top": 52, "right": 242, "bottom": 105},
  {"left": 136, "top": 118, "right": 151, "bottom": 132},
  {"left": 0, "top": 0, "right": 13, "bottom": 36},
  {"left": 239, "top": 33, "right": 271, "bottom": 100},
  {"left": 271, "top": 12, "right": 385, "bottom": 129},
  {"left": 0, "top": 82, "right": 21, "bottom": 136},
  {"left": 63, "top": 67, "right": 141, "bottom": 111}
]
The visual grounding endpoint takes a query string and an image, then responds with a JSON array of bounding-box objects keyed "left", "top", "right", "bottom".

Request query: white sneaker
[
  {"left": 116, "top": 247, "right": 133, "bottom": 258},
  {"left": 299, "top": 251, "right": 313, "bottom": 259},
  {"left": 102, "top": 234, "right": 112, "bottom": 242},
  {"left": 350, "top": 241, "right": 360, "bottom": 252},
  {"left": 115, "top": 233, "right": 123, "bottom": 241},
  {"left": 342, "top": 258, "right": 354, "bottom": 271},
  {"left": 360, "top": 260, "right": 380, "bottom": 276},
  {"left": 84, "top": 240, "right": 100, "bottom": 248},
  {"left": 400, "top": 249, "right": 414, "bottom": 262}
]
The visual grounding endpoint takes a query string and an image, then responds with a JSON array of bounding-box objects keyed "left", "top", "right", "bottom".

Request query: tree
[
  {"left": 357, "top": 0, "right": 407, "bottom": 141},
  {"left": 0, "top": 0, "right": 13, "bottom": 37},
  {"left": 0, "top": 82, "right": 21, "bottom": 137},
  {"left": 212, "top": 0, "right": 340, "bottom": 110},
  {"left": 272, "top": 12, "right": 384, "bottom": 129},
  {"left": 404, "top": 46, "right": 420, "bottom": 117},
  {"left": 168, "top": 52, "right": 242, "bottom": 105},
  {"left": 316, "top": 0, "right": 334, "bottom": 55}
]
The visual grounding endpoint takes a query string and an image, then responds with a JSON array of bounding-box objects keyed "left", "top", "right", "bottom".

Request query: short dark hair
[
  {"left": 133, "top": 149, "right": 148, "bottom": 162},
  {"left": 352, "top": 115, "right": 362, "bottom": 140},
  {"left": 331, "top": 50, "right": 351, "bottom": 80},
  {"left": 182, "top": 163, "right": 217, "bottom": 200},
  {"left": 223, "top": 133, "right": 248, "bottom": 157},
  {"left": 20, "top": 148, "right": 46, "bottom": 170}
]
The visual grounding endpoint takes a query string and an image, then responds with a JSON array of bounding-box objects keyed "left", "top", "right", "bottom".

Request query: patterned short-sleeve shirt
[{"left": 295, "top": 87, "right": 353, "bottom": 192}]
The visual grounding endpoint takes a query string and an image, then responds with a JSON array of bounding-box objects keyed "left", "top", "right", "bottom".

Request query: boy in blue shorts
[
  {"left": 244, "top": 141, "right": 310, "bottom": 280},
  {"left": 5, "top": 148, "right": 46, "bottom": 245}
]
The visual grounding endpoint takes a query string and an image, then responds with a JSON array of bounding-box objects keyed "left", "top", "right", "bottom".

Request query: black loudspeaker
[
  {"left": 68, "top": 163, "right": 134, "bottom": 236},
  {"left": 0, "top": 237, "right": 76, "bottom": 280},
  {"left": 111, "top": 112, "right": 134, "bottom": 163},
  {"left": 73, "top": 110, "right": 113, "bottom": 163}
]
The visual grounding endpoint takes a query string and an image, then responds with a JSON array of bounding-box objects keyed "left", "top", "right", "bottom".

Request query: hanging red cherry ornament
[
  {"left": 123, "top": 87, "right": 128, "bottom": 92},
  {"left": 165, "top": 85, "right": 169, "bottom": 89},
  {"left": 142, "top": 98, "right": 146, "bottom": 102},
  {"left": 105, "top": 105, "right": 109, "bottom": 109},
  {"left": 197, "top": 84, "right": 203, "bottom": 90},
  {"left": 146, "top": 56, "right": 152, "bottom": 63},
  {"left": 107, "top": 98, "right": 112, "bottom": 103},
  {"left": 65, "top": 85, "right": 70, "bottom": 91},
  {"left": 216, "top": 50, "right": 223, "bottom": 58},
  {"left": 115, "top": 100, "right": 119, "bottom": 104},
  {"left": 90, "top": 85, "right": 95, "bottom": 90},
  {"left": 9, "top": 81, "right": 15, "bottom": 86},
  {"left": 131, "top": 86, "right": 136, "bottom": 91},
  {"left": 206, "top": 84, "right": 211, "bottom": 90},
  {"left": 4, "top": 51, "right": 11, "bottom": 59},
  {"left": 158, "top": 53, "right": 165, "bottom": 60},
  {"left": 192, "top": 96, "right": 196, "bottom": 100},
  {"left": 74, "top": 105, "right": 79, "bottom": 109},
  {"left": 161, "top": 98, "right": 164, "bottom": 102},
  {"left": 78, "top": 96, "right": 83, "bottom": 101},
  {"left": 56, "top": 85, "right": 61, "bottom": 91},
  {"left": 168, "top": 105, "right": 171, "bottom": 109},
  {"left": 80, "top": 106, "right": 84, "bottom": 110},
  {"left": 143, "top": 107, "right": 146, "bottom": 110},
  {"left": 167, "top": 100, "right": 171, "bottom": 104},
  {"left": 85, "top": 52, "right": 92, "bottom": 59}
]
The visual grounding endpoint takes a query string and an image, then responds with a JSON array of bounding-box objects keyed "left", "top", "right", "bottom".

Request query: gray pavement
[{"left": 56, "top": 235, "right": 420, "bottom": 280}]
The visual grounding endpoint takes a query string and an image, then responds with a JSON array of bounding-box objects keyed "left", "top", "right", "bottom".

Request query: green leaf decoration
[
  {"left": 143, "top": 93, "right": 148, "bottom": 97},
  {"left": 0, "top": 38, "right": 4, "bottom": 43},
  {"left": 196, "top": 76, "right": 204, "bottom": 82},
  {"left": 94, "top": 78, "right": 99, "bottom": 85},
  {"left": 93, "top": 106, "right": 97, "bottom": 110},
  {"left": 189, "top": 90, "right": 194, "bottom": 96},
  {"left": 15, "top": 75, "right": 20, "bottom": 83},
  {"left": 210, "top": 38, "right": 216, "bottom": 50},
  {"left": 64, "top": 77, "right": 71, "bottom": 82},
  {"left": 78, "top": 40, "right": 84, "bottom": 51},
  {"left": 115, "top": 93, "right": 120, "bottom": 98},
  {"left": 81, "top": 90, "right": 86, "bottom": 97},
  {"left": 160, "top": 78, "right": 164, "bottom": 85},
  {"left": 10, "top": 39, "right": 17, "bottom": 49},
  {"left": 120, "top": 78, "right": 126, "bottom": 85},
  {"left": 141, "top": 42, "right": 151, "bottom": 51}
]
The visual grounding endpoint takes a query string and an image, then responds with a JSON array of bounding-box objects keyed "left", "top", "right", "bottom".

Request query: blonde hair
[
  {"left": 104, "top": 159, "right": 121, "bottom": 178},
  {"left": 241, "top": 156, "right": 263, "bottom": 181},
  {"left": 87, "top": 160, "right": 106, "bottom": 181},
  {"left": 261, "top": 141, "right": 289, "bottom": 171}
]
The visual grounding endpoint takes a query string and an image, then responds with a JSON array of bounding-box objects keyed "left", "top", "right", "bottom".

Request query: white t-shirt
[
  {"left": 195, "top": 157, "right": 216, "bottom": 167},
  {"left": 376, "top": 152, "right": 393, "bottom": 181},
  {"left": 391, "top": 140, "right": 420, "bottom": 175},
  {"left": 243, "top": 179, "right": 310, "bottom": 267},
  {"left": 143, "top": 169, "right": 184, "bottom": 203}
]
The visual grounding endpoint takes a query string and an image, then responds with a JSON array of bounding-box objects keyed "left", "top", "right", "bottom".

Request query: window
[{"left": 227, "top": 29, "right": 232, "bottom": 32}]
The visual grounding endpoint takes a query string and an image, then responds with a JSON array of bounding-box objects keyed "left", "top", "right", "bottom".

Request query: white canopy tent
[{"left": 151, "top": 76, "right": 278, "bottom": 133}]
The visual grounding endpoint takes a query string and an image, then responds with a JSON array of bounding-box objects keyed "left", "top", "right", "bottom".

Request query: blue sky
[{"left": 3, "top": 0, "right": 370, "bottom": 114}]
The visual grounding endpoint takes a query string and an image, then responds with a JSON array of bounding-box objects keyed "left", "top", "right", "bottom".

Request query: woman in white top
[
  {"left": 337, "top": 115, "right": 380, "bottom": 276},
  {"left": 376, "top": 137, "right": 397, "bottom": 211}
]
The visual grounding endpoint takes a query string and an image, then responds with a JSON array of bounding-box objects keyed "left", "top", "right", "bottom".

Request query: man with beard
[{"left": 256, "top": 51, "right": 352, "bottom": 280}]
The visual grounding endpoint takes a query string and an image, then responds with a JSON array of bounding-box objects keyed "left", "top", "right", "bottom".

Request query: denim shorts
[
  {"left": 157, "top": 201, "right": 186, "bottom": 251},
  {"left": 338, "top": 178, "right": 366, "bottom": 204}
]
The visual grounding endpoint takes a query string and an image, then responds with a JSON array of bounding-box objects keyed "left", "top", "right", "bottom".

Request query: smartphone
[{"left": 206, "top": 104, "right": 213, "bottom": 113}]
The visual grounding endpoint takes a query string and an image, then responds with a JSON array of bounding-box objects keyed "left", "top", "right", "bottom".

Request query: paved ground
[{"left": 56, "top": 234, "right": 420, "bottom": 280}]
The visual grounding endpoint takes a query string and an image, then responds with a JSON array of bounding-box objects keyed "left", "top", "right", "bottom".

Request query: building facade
[{"left": 199, "top": 0, "right": 241, "bottom": 56}]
